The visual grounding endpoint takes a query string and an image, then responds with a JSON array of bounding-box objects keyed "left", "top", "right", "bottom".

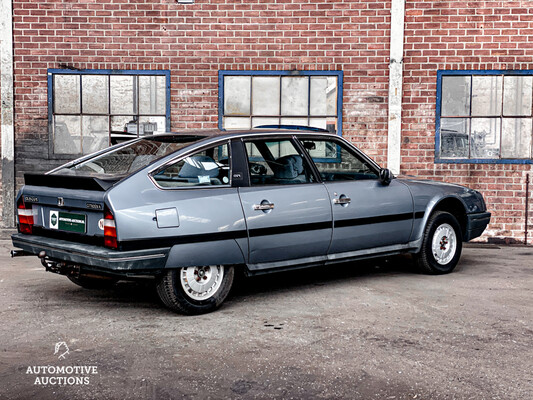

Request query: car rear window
[{"left": 53, "top": 135, "right": 205, "bottom": 177}]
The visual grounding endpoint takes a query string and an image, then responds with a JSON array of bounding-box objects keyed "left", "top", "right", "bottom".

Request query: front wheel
[
  {"left": 415, "top": 211, "right": 463, "bottom": 274},
  {"left": 156, "top": 265, "right": 234, "bottom": 315}
]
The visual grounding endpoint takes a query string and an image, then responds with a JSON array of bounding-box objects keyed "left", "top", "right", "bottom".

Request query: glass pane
[
  {"left": 153, "top": 144, "right": 230, "bottom": 188},
  {"left": 441, "top": 76, "right": 470, "bottom": 116},
  {"left": 501, "top": 118, "right": 532, "bottom": 158},
  {"left": 309, "top": 118, "right": 327, "bottom": 130},
  {"left": 110, "top": 75, "right": 135, "bottom": 115},
  {"left": 139, "top": 116, "right": 166, "bottom": 135},
  {"left": 471, "top": 118, "right": 501, "bottom": 159},
  {"left": 54, "top": 115, "right": 81, "bottom": 154},
  {"left": 302, "top": 139, "right": 378, "bottom": 180},
  {"left": 63, "top": 137, "right": 199, "bottom": 177},
  {"left": 280, "top": 117, "right": 308, "bottom": 126},
  {"left": 440, "top": 118, "right": 469, "bottom": 158},
  {"left": 310, "top": 77, "right": 337, "bottom": 116},
  {"left": 252, "top": 76, "right": 280, "bottom": 116},
  {"left": 252, "top": 117, "right": 279, "bottom": 128},
  {"left": 82, "top": 75, "right": 108, "bottom": 114},
  {"left": 110, "top": 115, "right": 137, "bottom": 145},
  {"left": 82, "top": 116, "right": 109, "bottom": 155},
  {"left": 503, "top": 76, "right": 533, "bottom": 116},
  {"left": 245, "top": 139, "right": 313, "bottom": 185},
  {"left": 471, "top": 76, "right": 502, "bottom": 116},
  {"left": 54, "top": 75, "right": 80, "bottom": 114},
  {"left": 326, "top": 76, "right": 338, "bottom": 115},
  {"left": 224, "top": 76, "right": 251, "bottom": 115},
  {"left": 310, "top": 77, "right": 327, "bottom": 116},
  {"left": 281, "top": 77, "right": 308, "bottom": 116},
  {"left": 305, "top": 139, "right": 338, "bottom": 159},
  {"left": 223, "top": 117, "right": 251, "bottom": 129},
  {"left": 139, "top": 75, "right": 166, "bottom": 115}
]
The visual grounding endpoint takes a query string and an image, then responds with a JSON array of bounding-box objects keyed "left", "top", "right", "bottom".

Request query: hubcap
[
  {"left": 431, "top": 223, "right": 457, "bottom": 265},
  {"left": 180, "top": 266, "right": 224, "bottom": 301}
]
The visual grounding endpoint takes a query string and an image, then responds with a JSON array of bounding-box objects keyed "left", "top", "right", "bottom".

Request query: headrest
[
  {"left": 178, "top": 155, "right": 219, "bottom": 178},
  {"left": 272, "top": 155, "right": 304, "bottom": 179}
]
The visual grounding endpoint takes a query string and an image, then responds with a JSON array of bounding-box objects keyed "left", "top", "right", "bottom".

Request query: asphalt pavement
[{"left": 0, "top": 239, "right": 532, "bottom": 399}]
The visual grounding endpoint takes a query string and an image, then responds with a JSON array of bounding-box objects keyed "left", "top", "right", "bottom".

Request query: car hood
[
  {"left": 396, "top": 176, "right": 486, "bottom": 214},
  {"left": 396, "top": 176, "right": 466, "bottom": 190}
]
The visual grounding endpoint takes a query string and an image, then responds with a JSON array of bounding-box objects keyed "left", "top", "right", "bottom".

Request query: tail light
[
  {"left": 17, "top": 198, "right": 34, "bottom": 234},
  {"left": 103, "top": 205, "right": 118, "bottom": 249}
]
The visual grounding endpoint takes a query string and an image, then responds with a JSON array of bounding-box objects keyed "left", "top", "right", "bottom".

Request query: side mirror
[{"left": 379, "top": 168, "right": 393, "bottom": 186}]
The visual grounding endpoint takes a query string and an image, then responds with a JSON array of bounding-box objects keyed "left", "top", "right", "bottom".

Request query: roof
[{"left": 149, "top": 126, "right": 337, "bottom": 142}]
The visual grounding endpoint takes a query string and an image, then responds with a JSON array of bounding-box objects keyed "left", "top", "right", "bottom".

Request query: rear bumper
[
  {"left": 12, "top": 233, "right": 170, "bottom": 276},
  {"left": 464, "top": 212, "right": 491, "bottom": 241}
]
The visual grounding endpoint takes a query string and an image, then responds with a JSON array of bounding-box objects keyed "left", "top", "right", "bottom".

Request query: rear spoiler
[{"left": 24, "top": 174, "right": 119, "bottom": 191}]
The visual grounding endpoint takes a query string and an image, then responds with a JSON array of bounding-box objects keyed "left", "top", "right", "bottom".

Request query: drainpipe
[
  {"left": 1, "top": 0, "right": 15, "bottom": 227},
  {"left": 526, "top": 173, "right": 530, "bottom": 245},
  {"left": 387, "top": 0, "right": 406, "bottom": 175}
]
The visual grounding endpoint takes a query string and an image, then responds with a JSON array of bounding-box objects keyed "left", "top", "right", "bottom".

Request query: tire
[
  {"left": 415, "top": 211, "right": 463, "bottom": 275},
  {"left": 156, "top": 265, "right": 234, "bottom": 315},
  {"left": 68, "top": 275, "right": 118, "bottom": 289}
]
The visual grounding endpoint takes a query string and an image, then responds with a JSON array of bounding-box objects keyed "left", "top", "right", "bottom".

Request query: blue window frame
[
  {"left": 47, "top": 69, "right": 171, "bottom": 157},
  {"left": 436, "top": 70, "right": 533, "bottom": 164},
  {"left": 218, "top": 70, "right": 343, "bottom": 136}
]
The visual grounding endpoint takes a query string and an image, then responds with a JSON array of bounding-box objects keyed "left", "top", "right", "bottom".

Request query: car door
[
  {"left": 237, "top": 137, "right": 333, "bottom": 267},
  {"left": 298, "top": 136, "right": 414, "bottom": 255}
]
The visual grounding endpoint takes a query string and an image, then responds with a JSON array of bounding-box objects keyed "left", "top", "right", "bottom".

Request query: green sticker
[{"left": 58, "top": 212, "right": 86, "bottom": 233}]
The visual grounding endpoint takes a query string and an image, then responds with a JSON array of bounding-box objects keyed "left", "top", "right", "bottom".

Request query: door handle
[
  {"left": 253, "top": 203, "right": 275, "bottom": 211},
  {"left": 333, "top": 197, "right": 351, "bottom": 205}
]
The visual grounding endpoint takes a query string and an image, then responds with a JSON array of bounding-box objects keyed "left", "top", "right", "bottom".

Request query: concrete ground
[{"left": 0, "top": 238, "right": 531, "bottom": 400}]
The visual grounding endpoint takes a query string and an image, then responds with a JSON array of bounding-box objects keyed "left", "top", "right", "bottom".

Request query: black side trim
[
  {"left": 119, "top": 230, "right": 248, "bottom": 251},
  {"left": 249, "top": 221, "right": 331, "bottom": 238},
  {"left": 415, "top": 211, "right": 425, "bottom": 219},
  {"left": 119, "top": 212, "right": 426, "bottom": 251},
  {"left": 334, "top": 211, "right": 424, "bottom": 229}
]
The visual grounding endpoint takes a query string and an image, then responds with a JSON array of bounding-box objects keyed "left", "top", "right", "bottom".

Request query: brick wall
[
  {"left": 402, "top": 1, "right": 533, "bottom": 244},
  {"left": 8, "top": 0, "right": 533, "bottom": 243},
  {"left": 12, "top": 0, "right": 392, "bottom": 180}
]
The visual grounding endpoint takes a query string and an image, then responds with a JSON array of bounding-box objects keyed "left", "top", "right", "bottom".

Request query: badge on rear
[{"left": 50, "top": 211, "right": 59, "bottom": 229}]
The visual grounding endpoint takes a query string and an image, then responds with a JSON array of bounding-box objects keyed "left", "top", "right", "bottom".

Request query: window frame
[
  {"left": 218, "top": 70, "right": 344, "bottom": 136},
  {"left": 297, "top": 136, "right": 381, "bottom": 182},
  {"left": 242, "top": 136, "right": 321, "bottom": 187},
  {"left": 149, "top": 140, "right": 233, "bottom": 191},
  {"left": 436, "top": 69, "right": 533, "bottom": 164},
  {"left": 47, "top": 68, "right": 171, "bottom": 159}
]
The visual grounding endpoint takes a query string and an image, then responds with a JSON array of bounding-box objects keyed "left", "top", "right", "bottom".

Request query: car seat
[{"left": 271, "top": 155, "right": 307, "bottom": 184}]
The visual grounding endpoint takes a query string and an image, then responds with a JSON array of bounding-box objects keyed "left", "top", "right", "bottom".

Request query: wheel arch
[
  {"left": 425, "top": 196, "right": 468, "bottom": 241},
  {"left": 164, "top": 239, "right": 246, "bottom": 269}
]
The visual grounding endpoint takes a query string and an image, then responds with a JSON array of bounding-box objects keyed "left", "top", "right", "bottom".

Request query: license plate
[{"left": 50, "top": 210, "right": 86, "bottom": 233}]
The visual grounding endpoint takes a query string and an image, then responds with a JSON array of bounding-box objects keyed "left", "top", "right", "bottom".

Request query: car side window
[
  {"left": 300, "top": 139, "right": 379, "bottom": 181},
  {"left": 244, "top": 139, "right": 316, "bottom": 185},
  {"left": 152, "top": 143, "right": 230, "bottom": 188}
]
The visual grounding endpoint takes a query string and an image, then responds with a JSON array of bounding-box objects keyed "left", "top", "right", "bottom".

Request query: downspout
[
  {"left": 1, "top": 0, "right": 15, "bottom": 227},
  {"left": 387, "top": 0, "right": 406, "bottom": 175}
]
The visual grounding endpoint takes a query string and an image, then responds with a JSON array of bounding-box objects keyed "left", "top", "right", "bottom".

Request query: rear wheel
[
  {"left": 68, "top": 275, "right": 118, "bottom": 289},
  {"left": 415, "top": 211, "right": 463, "bottom": 274},
  {"left": 156, "top": 265, "right": 234, "bottom": 315}
]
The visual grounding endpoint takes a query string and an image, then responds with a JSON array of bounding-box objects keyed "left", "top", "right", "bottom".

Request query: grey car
[{"left": 11, "top": 128, "right": 491, "bottom": 314}]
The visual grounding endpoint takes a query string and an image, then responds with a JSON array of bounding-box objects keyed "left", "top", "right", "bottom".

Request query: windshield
[{"left": 53, "top": 135, "right": 205, "bottom": 177}]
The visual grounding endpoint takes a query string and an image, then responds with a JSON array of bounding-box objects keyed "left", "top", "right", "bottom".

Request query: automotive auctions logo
[
  {"left": 54, "top": 341, "right": 69, "bottom": 360},
  {"left": 25, "top": 342, "right": 98, "bottom": 386}
]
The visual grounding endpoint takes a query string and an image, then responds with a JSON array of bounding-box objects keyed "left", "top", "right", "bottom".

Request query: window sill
[{"left": 435, "top": 158, "right": 533, "bottom": 165}]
